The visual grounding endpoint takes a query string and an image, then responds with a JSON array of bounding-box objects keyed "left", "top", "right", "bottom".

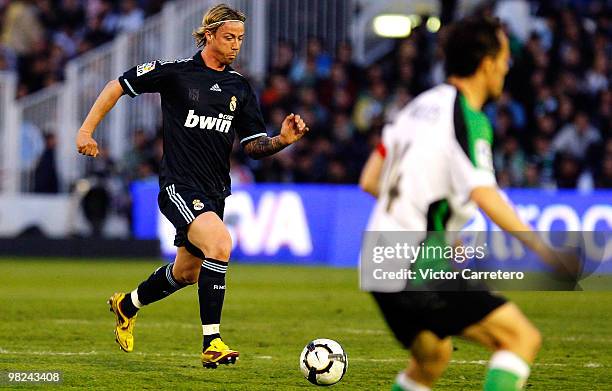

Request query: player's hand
[
  {"left": 279, "top": 113, "right": 309, "bottom": 145},
  {"left": 538, "top": 245, "right": 581, "bottom": 279},
  {"left": 76, "top": 129, "right": 99, "bottom": 157}
]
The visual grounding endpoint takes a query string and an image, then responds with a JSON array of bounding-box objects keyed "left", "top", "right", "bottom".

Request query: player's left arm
[
  {"left": 471, "top": 186, "right": 578, "bottom": 276},
  {"left": 243, "top": 113, "right": 309, "bottom": 159}
]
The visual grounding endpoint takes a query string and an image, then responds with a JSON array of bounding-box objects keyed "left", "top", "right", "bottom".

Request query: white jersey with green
[
  {"left": 368, "top": 83, "right": 497, "bottom": 233},
  {"left": 362, "top": 84, "right": 497, "bottom": 291}
]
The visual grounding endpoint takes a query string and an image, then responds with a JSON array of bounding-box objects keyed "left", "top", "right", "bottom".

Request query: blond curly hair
[{"left": 193, "top": 4, "right": 246, "bottom": 48}]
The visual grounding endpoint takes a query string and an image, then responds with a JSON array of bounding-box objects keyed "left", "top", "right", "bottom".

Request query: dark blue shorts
[{"left": 158, "top": 184, "right": 225, "bottom": 257}]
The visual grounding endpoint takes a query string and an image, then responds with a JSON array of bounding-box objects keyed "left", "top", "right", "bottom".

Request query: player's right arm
[
  {"left": 359, "top": 143, "right": 386, "bottom": 197},
  {"left": 76, "top": 60, "right": 172, "bottom": 157},
  {"left": 76, "top": 79, "right": 125, "bottom": 157}
]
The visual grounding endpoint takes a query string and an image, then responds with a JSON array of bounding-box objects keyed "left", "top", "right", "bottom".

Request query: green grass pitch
[{"left": 1, "top": 259, "right": 611, "bottom": 390}]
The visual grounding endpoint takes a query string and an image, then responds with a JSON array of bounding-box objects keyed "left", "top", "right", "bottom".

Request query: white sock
[
  {"left": 202, "top": 324, "right": 220, "bottom": 335},
  {"left": 395, "top": 372, "right": 431, "bottom": 391},
  {"left": 489, "top": 350, "right": 530, "bottom": 379},
  {"left": 130, "top": 289, "right": 143, "bottom": 308}
]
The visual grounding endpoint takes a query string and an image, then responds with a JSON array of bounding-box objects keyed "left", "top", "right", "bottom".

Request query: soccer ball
[{"left": 299, "top": 338, "right": 348, "bottom": 386}]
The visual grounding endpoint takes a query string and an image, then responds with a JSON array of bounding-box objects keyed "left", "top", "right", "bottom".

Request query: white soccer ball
[{"left": 299, "top": 338, "right": 348, "bottom": 386}]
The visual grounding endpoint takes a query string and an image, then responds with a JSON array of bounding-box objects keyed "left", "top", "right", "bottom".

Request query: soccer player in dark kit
[{"left": 75, "top": 4, "right": 309, "bottom": 368}]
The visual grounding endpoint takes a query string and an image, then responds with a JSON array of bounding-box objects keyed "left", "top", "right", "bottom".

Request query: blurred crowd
[
  {"left": 0, "top": 0, "right": 166, "bottom": 97},
  {"left": 481, "top": 2, "right": 612, "bottom": 190},
  {"left": 3, "top": 0, "right": 611, "bottom": 192}
]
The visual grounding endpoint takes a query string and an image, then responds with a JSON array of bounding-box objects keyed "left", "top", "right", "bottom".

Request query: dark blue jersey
[{"left": 118, "top": 51, "right": 267, "bottom": 197}]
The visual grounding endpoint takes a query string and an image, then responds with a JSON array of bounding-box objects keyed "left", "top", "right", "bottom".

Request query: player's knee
[
  {"left": 188, "top": 231, "right": 232, "bottom": 261},
  {"left": 502, "top": 321, "right": 542, "bottom": 361},
  {"left": 521, "top": 324, "right": 542, "bottom": 355},
  {"left": 205, "top": 237, "right": 232, "bottom": 261}
]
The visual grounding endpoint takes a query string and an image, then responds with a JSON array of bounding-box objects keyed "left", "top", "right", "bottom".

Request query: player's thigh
[
  {"left": 461, "top": 302, "right": 541, "bottom": 361},
  {"left": 172, "top": 246, "right": 203, "bottom": 284},
  {"left": 187, "top": 211, "right": 232, "bottom": 261}
]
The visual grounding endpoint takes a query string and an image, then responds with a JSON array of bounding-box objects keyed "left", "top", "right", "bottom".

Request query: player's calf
[
  {"left": 481, "top": 322, "right": 541, "bottom": 391},
  {"left": 185, "top": 212, "right": 235, "bottom": 352},
  {"left": 119, "top": 262, "right": 189, "bottom": 319},
  {"left": 393, "top": 331, "right": 452, "bottom": 390},
  {"left": 172, "top": 248, "right": 205, "bottom": 285},
  {"left": 463, "top": 303, "right": 541, "bottom": 390},
  {"left": 410, "top": 337, "right": 452, "bottom": 385}
]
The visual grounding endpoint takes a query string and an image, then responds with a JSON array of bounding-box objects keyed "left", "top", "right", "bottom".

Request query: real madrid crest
[
  {"left": 229, "top": 96, "right": 237, "bottom": 112},
  {"left": 192, "top": 199, "right": 204, "bottom": 211}
]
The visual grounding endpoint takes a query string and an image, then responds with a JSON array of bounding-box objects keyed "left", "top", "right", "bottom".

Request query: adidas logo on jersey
[
  {"left": 184, "top": 110, "right": 233, "bottom": 133},
  {"left": 210, "top": 83, "right": 222, "bottom": 92}
]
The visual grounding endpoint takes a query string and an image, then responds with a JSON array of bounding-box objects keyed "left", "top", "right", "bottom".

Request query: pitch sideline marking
[
  {"left": 0, "top": 348, "right": 603, "bottom": 368},
  {"left": 351, "top": 358, "right": 577, "bottom": 368},
  {"left": 51, "top": 319, "right": 194, "bottom": 329},
  {"left": 44, "top": 322, "right": 612, "bottom": 344}
]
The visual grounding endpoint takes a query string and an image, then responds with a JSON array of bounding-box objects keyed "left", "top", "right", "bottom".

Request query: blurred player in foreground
[
  {"left": 76, "top": 4, "right": 308, "bottom": 368},
  {"left": 359, "top": 16, "right": 574, "bottom": 391}
]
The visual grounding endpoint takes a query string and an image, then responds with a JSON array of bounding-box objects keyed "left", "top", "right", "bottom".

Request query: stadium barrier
[
  {"left": 0, "top": 238, "right": 159, "bottom": 258},
  {"left": 0, "top": 72, "right": 18, "bottom": 193},
  {"left": 129, "top": 183, "right": 612, "bottom": 271}
]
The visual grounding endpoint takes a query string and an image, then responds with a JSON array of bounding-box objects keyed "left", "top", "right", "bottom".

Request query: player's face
[
  {"left": 485, "top": 30, "right": 510, "bottom": 100},
  {"left": 209, "top": 22, "right": 245, "bottom": 65}
]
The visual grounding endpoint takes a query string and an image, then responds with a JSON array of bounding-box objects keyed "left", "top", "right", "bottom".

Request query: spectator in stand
[
  {"left": 531, "top": 134, "right": 556, "bottom": 188},
  {"left": 60, "top": 0, "right": 85, "bottom": 31},
  {"left": 556, "top": 94, "right": 575, "bottom": 127},
  {"left": 260, "top": 73, "right": 293, "bottom": 114},
  {"left": 82, "top": 14, "right": 114, "bottom": 47},
  {"left": 335, "top": 41, "right": 362, "bottom": 81},
  {"left": 295, "top": 86, "right": 328, "bottom": 129},
  {"left": 290, "top": 36, "right": 333, "bottom": 82},
  {"left": 485, "top": 90, "right": 526, "bottom": 131},
  {"left": 33, "top": 132, "right": 59, "bottom": 193},
  {"left": 269, "top": 40, "right": 294, "bottom": 76},
  {"left": 384, "top": 85, "right": 412, "bottom": 123},
  {"left": 595, "top": 153, "right": 612, "bottom": 188},
  {"left": 352, "top": 81, "right": 387, "bottom": 133},
  {"left": 594, "top": 89, "right": 611, "bottom": 135},
  {"left": 1, "top": 0, "right": 43, "bottom": 57},
  {"left": 494, "top": 135, "right": 527, "bottom": 187},
  {"left": 552, "top": 111, "right": 601, "bottom": 163},
  {"left": 322, "top": 61, "right": 358, "bottom": 107},
  {"left": 120, "top": 129, "right": 153, "bottom": 183},
  {"left": 586, "top": 51, "right": 608, "bottom": 95},
  {"left": 524, "top": 161, "right": 543, "bottom": 189},
  {"left": 116, "top": 0, "right": 144, "bottom": 33},
  {"left": 98, "top": 0, "right": 120, "bottom": 35},
  {"left": 554, "top": 152, "right": 582, "bottom": 189}
]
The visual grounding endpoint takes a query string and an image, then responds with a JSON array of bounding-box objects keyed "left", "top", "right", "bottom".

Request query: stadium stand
[{"left": 0, "top": 0, "right": 610, "bottom": 237}]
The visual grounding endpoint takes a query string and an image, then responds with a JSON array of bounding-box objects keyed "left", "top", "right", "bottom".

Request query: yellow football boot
[
  {"left": 107, "top": 292, "right": 136, "bottom": 352},
  {"left": 201, "top": 338, "right": 239, "bottom": 368}
]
